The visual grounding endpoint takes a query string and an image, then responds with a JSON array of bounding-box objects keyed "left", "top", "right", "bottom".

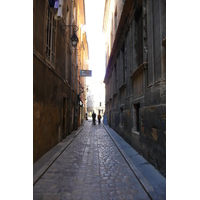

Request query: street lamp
[
  {"left": 71, "top": 32, "right": 79, "bottom": 47},
  {"left": 63, "top": 25, "right": 79, "bottom": 47}
]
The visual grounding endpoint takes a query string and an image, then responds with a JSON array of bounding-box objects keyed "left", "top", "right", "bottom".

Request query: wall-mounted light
[
  {"left": 63, "top": 25, "right": 79, "bottom": 47},
  {"left": 71, "top": 32, "right": 79, "bottom": 47}
]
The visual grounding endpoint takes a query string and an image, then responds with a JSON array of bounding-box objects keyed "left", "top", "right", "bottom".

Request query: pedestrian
[
  {"left": 86, "top": 113, "right": 88, "bottom": 120},
  {"left": 92, "top": 111, "right": 96, "bottom": 125},
  {"left": 98, "top": 112, "right": 101, "bottom": 124}
]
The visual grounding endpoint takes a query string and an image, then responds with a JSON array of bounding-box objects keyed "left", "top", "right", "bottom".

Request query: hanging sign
[{"left": 80, "top": 70, "right": 92, "bottom": 77}]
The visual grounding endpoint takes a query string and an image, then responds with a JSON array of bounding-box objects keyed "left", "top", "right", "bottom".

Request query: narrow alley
[
  {"left": 33, "top": 0, "right": 166, "bottom": 199},
  {"left": 33, "top": 120, "right": 165, "bottom": 200}
]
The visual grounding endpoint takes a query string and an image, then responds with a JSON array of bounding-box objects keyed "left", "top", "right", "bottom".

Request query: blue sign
[{"left": 80, "top": 70, "right": 92, "bottom": 77}]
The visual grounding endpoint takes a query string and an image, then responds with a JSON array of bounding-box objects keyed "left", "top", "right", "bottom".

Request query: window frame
[
  {"left": 121, "top": 40, "right": 127, "bottom": 84},
  {"left": 46, "top": 7, "right": 57, "bottom": 68},
  {"left": 134, "top": 6, "right": 143, "bottom": 66}
]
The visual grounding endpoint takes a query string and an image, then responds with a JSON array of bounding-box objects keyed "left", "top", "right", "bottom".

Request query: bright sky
[{"left": 82, "top": 0, "right": 106, "bottom": 84}]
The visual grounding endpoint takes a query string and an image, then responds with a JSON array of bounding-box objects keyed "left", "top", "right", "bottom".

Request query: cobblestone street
[{"left": 33, "top": 121, "right": 150, "bottom": 200}]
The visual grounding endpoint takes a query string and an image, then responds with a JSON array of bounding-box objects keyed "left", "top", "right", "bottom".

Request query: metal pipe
[{"left": 69, "top": 0, "right": 73, "bottom": 135}]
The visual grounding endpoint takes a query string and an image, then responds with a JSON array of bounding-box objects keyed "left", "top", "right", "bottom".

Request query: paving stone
[{"left": 33, "top": 121, "right": 150, "bottom": 199}]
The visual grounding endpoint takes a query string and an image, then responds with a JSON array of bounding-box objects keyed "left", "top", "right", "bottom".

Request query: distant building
[
  {"left": 33, "top": 0, "right": 89, "bottom": 163},
  {"left": 87, "top": 81, "right": 105, "bottom": 117},
  {"left": 103, "top": 0, "right": 166, "bottom": 176}
]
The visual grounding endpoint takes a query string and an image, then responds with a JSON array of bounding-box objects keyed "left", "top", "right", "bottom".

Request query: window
[
  {"left": 46, "top": 8, "right": 56, "bottom": 66},
  {"left": 134, "top": 6, "right": 143, "bottom": 66},
  {"left": 121, "top": 41, "right": 127, "bottom": 83}
]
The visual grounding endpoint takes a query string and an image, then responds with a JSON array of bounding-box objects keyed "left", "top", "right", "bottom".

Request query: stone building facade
[
  {"left": 77, "top": 32, "right": 89, "bottom": 127},
  {"left": 86, "top": 81, "right": 105, "bottom": 117},
  {"left": 103, "top": 0, "right": 166, "bottom": 176},
  {"left": 33, "top": 0, "right": 89, "bottom": 163}
]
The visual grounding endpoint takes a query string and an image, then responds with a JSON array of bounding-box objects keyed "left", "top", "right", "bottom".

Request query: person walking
[
  {"left": 98, "top": 112, "right": 101, "bottom": 124},
  {"left": 92, "top": 111, "right": 96, "bottom": 125}
]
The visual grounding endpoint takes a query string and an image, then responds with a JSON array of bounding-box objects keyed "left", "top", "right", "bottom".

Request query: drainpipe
[{"left": 69, "top": 0, "right": 73, "bottom": 135}]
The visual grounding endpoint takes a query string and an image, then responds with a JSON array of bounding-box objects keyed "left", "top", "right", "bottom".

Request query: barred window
[{"left": 46, "top": 8, "right": 56, "bottom": 67}]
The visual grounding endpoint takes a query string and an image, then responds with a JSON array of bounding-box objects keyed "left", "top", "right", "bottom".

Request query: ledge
[
  {"left": 113, "top": 92, "right": 117, "bottom": 98},
  {"left": 131, "top": 96, "right": 144, "bottom": 105},
  {"left": 132, "top": 130, "right": 140, "bottom": 135},
  {"left": 119, "top": 83, "right": 127, "bottom": 91},
  {"left": 147, "top": 80, "right": 165, "bottom": 90},
  {"left": 130, "top": 62, "right": 148, "bottom": 80},
  {"left": 120, "top": 103, "right": 125, "bottom": 109}
]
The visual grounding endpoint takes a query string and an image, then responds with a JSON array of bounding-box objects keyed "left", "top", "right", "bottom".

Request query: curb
[
  {"left": 33, "top": 124, "right": 85, "bottom": 186},
  {"left": 103, "top": 124, "right": 154, "bottom": 200}
]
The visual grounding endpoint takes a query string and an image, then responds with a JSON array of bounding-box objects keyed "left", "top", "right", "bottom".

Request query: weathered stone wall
[
  {"left": 33, "top": 0, "right": 81, "bottom": 163},
  {"left": 103, "top": 0, "right": 166, "bottom": 176},
  {"left": 140, "top": 105, "right": 166, "bottom": 175},
  {"left": 33, "top": 53, "right": 78, "bottom": 162}
]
